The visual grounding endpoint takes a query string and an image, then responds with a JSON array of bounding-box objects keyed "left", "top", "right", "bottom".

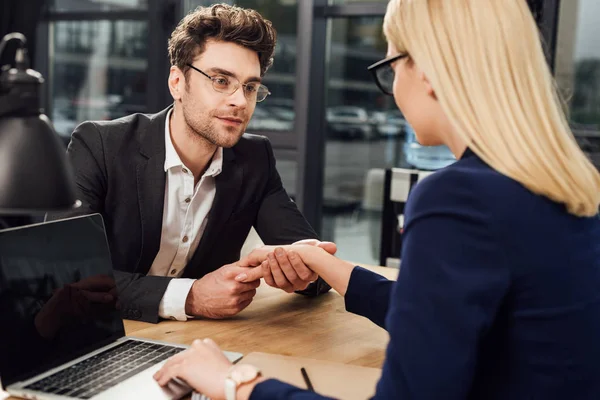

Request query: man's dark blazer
[{"left": 47, "top": 106, "right": 328, "bottom": 323}]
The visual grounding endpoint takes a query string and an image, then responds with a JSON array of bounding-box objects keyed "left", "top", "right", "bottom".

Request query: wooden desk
[{"left": 1, "top": 265, "right": 397, "bottom": 399}]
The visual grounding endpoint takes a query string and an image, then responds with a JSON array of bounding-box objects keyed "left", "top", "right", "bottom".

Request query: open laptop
[{"left": 0, "top": 214, "right": 242, "bottom": 400}]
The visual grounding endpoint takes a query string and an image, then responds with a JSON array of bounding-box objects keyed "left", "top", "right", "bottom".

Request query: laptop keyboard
[{"left": 24, "top": 340, "right": 185, "bottom": 399}]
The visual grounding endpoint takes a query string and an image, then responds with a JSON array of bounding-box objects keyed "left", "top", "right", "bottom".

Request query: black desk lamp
[{"left": 0, "top": 32, "right": 80, "bottom": 215}]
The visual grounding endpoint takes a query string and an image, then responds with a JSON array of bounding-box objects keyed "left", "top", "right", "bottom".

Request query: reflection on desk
[{"left": 2, "top": 265, "right": 397, "bottom": 399}]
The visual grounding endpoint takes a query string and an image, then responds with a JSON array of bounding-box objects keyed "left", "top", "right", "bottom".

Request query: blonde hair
[{"left": 384, "top": 0, "right": 600, "bottom": 217}]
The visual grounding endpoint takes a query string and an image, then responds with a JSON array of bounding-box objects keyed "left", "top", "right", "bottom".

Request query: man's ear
[
  {"left": 420, "top": 70, "right": 437, "bottom": 100},
  {"left": 168, "top": 66, "right": 183, "bottom": 101}
]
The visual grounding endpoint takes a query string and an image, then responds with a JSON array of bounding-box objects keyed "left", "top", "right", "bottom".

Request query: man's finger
[
  {"left": 236, "top": 279, "right": 260, "bottom": 293},
  {"left": 228, "top": 278, "right": 260, "bottom": 294},
  {"left": 238, "top": 248, "right": 271, "bottom": 268},
  {"left": 237, "top": 289, "right": 257, "bottom": 304},
  {"left": 226, "top": 264, "right": 260, "bottom": 280},
  {"left": 268, "top": 253, "right": 294, "bottom": 293},
  {"left": 235, "top": 266, "right": 264, "bottom": 282},
  {"left": 262, "top": 260, "right": 276, "bottom": 288},
  {"left": 236, "top": 298, "right": 253, "bottom": 312},
  {"left": 237, "top": 256, "right": 255, "bottom": 268},
  {"left": 288, "top": 251, "right": 318, "bottom": 282},
  {"left": 274, "top": 248, "right": 301, "bottom": 288}
]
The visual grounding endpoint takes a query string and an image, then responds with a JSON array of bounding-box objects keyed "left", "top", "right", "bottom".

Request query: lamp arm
[
  {"left": 0, "top": 32, "right": 38, "bottom": 118},
  {"left": 0, "top": 33, "right": 27, "bottom": 63}
]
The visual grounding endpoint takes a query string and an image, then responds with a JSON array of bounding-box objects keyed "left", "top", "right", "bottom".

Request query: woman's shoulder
[{"left": 407, "top": 156, "right": 522, "bottom": 215}]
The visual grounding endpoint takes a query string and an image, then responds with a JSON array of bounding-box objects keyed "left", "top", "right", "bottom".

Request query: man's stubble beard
[{"left": 182, "top": 102, "right": 247, "bottom": 149}]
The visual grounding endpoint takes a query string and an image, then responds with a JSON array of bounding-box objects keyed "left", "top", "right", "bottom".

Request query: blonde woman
[{"left": 154, "top": 0, "right": 600, "bottom": 398}]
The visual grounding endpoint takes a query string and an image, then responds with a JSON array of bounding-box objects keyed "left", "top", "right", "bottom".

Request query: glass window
[
  {"left": 50, "top": 0, "right": 148, "bottom": 12},
  {"left": 322, "top": 16, "right": 454, "bottom": 265},
  {"left": 555, "top": 0, "right": 600, "bottom": 167},
  {"left": 274, "top": 158, "right": 298, "bottom": 199},
  {"left": 50, "top": 20, "right": 148, "bottom": 138},
  {"left": 185, "top": 0, "right": 297, "bottom": 132}
]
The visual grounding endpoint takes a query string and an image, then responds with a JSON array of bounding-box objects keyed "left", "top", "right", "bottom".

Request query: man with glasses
[{"left": 47, "top": 4, "right": 333, "bottom": 324}]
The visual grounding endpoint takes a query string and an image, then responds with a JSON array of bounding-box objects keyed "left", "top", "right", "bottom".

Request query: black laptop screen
[{"left": 0, "top": 214, "right": 125, "bottom": 387}]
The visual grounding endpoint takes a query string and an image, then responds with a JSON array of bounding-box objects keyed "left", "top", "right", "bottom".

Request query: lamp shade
[
  {"left": 0, "top": 32, "right": 79, "bottom": 215},
  {"left": 0, "top": 113, "right": 79, "bottom": 214}
]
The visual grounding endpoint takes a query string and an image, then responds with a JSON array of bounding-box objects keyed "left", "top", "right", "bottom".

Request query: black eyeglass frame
[
  {"left": 186, "top": 63, "right": 271, "bottom": 103},
  {"left": 367, "top": 53, "right": 409, "bottom": 96}
]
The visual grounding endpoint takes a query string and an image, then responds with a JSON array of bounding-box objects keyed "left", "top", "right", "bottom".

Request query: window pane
[
  {"left": 50, "top": 20, "right": 148, "bottom": 139},
  {"left": 555, "top": 0, "right": 600, "bottom": 167},
  {"left": 274, "top": 158, "right": 298, "bottom": 199},
  {"left": 184, "top": 0, "right": 297, "bottom": 132},
  {"left": 50, "top": 0, "right": 148, "bottom": 12},
  {"left": 322, "top": 17, "right": 454, "bottom": 265}
]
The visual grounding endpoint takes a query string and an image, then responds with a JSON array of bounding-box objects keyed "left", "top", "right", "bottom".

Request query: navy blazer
[{"left": 252, "top": 149, "right": 600, "bottom": 399}]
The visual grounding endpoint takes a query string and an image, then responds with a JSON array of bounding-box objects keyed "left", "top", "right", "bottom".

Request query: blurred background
[{"left": 3, "top": 0, "right": 599, "bottom": 265}]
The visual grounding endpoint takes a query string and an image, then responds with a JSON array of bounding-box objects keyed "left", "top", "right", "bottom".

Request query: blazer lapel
[
  {"left": 184, "top": 148, "right": 242, "bottom": 278},
  {"left": 135, "top": 107, "right": 170, "bottom": 273}
]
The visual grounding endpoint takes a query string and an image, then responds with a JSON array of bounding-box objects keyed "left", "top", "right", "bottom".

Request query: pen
[{"left": 301, "top": 367, "right": 314, "bottom": 392}]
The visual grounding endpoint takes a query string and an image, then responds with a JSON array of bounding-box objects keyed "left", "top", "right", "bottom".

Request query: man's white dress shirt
[{"left": 148, "top": 109, "right": 223, "bottom": 321}]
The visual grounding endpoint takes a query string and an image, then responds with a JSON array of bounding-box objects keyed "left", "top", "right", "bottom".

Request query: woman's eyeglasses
[
  {"left": 187, "top": 64, "right": 271, "bottom": 103},
  {"left": 367, "top": 53, "right": 409, "bottom": 96}
]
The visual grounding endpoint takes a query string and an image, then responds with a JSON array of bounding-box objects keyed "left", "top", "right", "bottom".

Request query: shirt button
[
  {"left": 182, "top": 235, "right": 189, "bottom": 243},
  {"left": 170, "top": 269, "right": 177, "bottom": 275},
  {"left": 182, "top": 168, "right": 188, "bottom": 174},
  {"left": 185, "top": 197, "right": 191, "bottom": 203}
]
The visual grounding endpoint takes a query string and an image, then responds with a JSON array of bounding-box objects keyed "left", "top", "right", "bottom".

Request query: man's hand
[
  {"left": 236, "top": 240, "right": 336, "bottom": 293},
  {"left": 185, "top": 263, "right": 261, "bottom": 319}
]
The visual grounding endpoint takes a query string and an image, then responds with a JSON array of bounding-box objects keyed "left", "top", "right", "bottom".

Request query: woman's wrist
[
  {"left": 236, "top": 376, "right": 266, "bottom": 400},
  {"left": 295, "top": 247, "right": 355, "bottom": 296}
]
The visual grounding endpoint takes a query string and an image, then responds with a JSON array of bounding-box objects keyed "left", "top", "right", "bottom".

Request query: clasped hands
[
  {"left": 235, "top": 239, "right": 336, "bottom": 292},
  {"left": 184, "top": 240, "right": 336, "bottom": 319}
]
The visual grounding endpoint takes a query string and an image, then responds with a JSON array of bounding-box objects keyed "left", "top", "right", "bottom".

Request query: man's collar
[
  {"left": 204, "top": 147, "right": 223, "bottom": 177},
  {"left": 164, "top": 108, "right": 181, "bottom": 171}
]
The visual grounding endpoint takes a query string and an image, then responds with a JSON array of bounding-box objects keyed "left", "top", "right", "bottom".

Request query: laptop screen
[{"left": 0, "top": 214, "right": 125, "bottom": 387}]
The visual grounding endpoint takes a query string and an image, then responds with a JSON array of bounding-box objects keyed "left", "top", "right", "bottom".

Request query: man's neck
[{"left": 169, "top": 107, "right": 217, "bottom": 182}]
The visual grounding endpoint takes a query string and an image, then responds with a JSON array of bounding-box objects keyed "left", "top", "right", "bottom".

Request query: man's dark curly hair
[{"left": 168, "top": 3, "right": 277, "bottom": 78}]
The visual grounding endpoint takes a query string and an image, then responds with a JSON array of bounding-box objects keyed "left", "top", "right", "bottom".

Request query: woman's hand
[
  {"left": 237, "top": 244, "right": 356, "bottom": 296},
  {"left": 235, "top": 241, "right": 336, "bottom": 293},
  {"left": 237, "top": 244, "right": 332, "bottom": 283},
  {"left": 154, "top": 338, "right": 233, "bottom": 400}
]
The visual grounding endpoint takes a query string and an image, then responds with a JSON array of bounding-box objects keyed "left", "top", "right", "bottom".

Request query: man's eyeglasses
[
  {"left": 367, "top": 53, "right": 409, "bottom": 96},
  {"left": 187, "top": 64, "right": 271, "bottom": 103}
]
